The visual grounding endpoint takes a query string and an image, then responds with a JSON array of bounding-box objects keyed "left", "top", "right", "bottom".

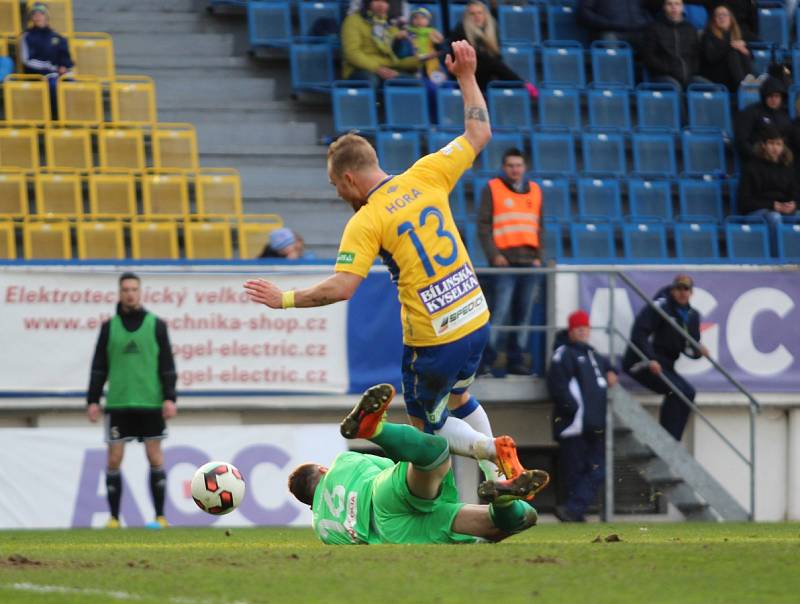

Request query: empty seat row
[
  {"left": 0, "top": 168, "right": 242, "bottom": 217},
  {"left": 0, "top": 214, "right": 283, "bottom": 260}
]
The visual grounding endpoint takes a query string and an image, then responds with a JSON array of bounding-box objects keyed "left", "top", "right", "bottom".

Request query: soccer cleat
[
  {"left": 340, "top": 383, "right": 396, "bottom": 439},
  {"left": 478, "top": 469, "right": 551, "bottom": 504},
  {"left": 494, "top": 435, "right": 526, "bottom": 479},
  {"left": 145, "top": 516, "right": 169, "bottom": 529},
  {"left": 105, "top": 517, "right": 121, "bottom": 529}
]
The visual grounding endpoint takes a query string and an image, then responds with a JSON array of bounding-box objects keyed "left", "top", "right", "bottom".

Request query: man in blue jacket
[
  {"left": 622, "top": 274, "right": 709, "bottom": 441},
  {"left": 547, "top": 310, "right": 617, "bottom": 522}
]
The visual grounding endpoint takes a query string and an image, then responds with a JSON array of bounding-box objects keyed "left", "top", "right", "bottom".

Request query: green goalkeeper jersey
[{"left": 311, "top": 451, "right": 392, "bottom": 545}]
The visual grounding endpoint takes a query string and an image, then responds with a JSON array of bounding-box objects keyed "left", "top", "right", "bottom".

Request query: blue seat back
[
  {"left": 758, "top": 4, "right": 789, "bottom": 48},
  {"left": 570, "top": 220, "right": 616, "bottom": 260},
  {"left": 590, "top": 40, "right": 634, "bottom": 88},
  {"left": 542, "top": 215, "right": 563, "bottom": 260},
  {"left": 298, "top": 1, "right": 341, "bottom": 38},
  {"left": 636, "top": 83, "right": 680, "bottom": 131},
  {"left": 384, "top": 79, "right": 430, "bottom": 129},
  {"left": 435, "top": 83, "right": 465, "bottom": 130},
  {"left": 678, "top": 176, "right": 723, "bottom": 220},
  {"left": 539, "top": 86, "right": 581, "bottom": 130},
  {"left": 541, "top": 41, "right": 585, "bottom": 87},
  {"left": 682, "top": 129, "right": 726, "bottom": 175},
  {"left": 628, "top": 178, "right": 673, "bottom": 220},
  {"left": 674, "top": 219, "right": 720, "bottom": 259},
  {"left": 332, "top": 81, "right": 378, "bottom": 133},
  {"left": 738, "top": 83, "right": 760, "bottom": 110},
  {"left": 582, "top": 130, "right": 626, "bottom": 176},
  {"left": 487, "top": 81, "right": 532, "bottom": 130},
  {"left": 632, "top": 130, "right": 676, "bottom": 176},
  {"left": 480, "top": 131, "right": 526, "bottom": 172},
  {"left": 501, "top": 44, "right": 536, "bottom": 84},
  {"left": 472, "top": 174, "right": 492, "bottom": 212},
  {"left": 464, "top": 221, "right": 488, "bottom": 267},
  {"left": 498, "top": 5, "right": 541, "bottom": 45},
  {"left": 778, "top": 222, "right": 800, "bottom": 261},
  {"left": 577, "top": 177, "right": 622, "bottom": 219},
  {"left": 538, "top": 176, "right": 571, "bottom": 220},
  {"left": 449, "top": 3, "right": 466, "bottom": 31},
  {"left": 248, "top": 1, "right": 292, "bottom": 47},
  {"left": 546, "top": 4, "right": 588, "bottom": 45},
  {"left": 532, "top": 129, "right": 576, "bottom": 175},
  {"left": 449, "top": 178, "right": 469, "bottom": 223},
  {"left": 749, "top": 42, "right": 773, "bottom": 75},
  {"left": 687, "top": 83, "right": 732, "bottom": 134},
  {"left": 587, "top": 86, "right": 631, "bottom": 129},
  {"left": 290, "top": 41, "right": 334, "bottom": 92},
  {"left": 725, "top": 218, "right": 771, "bottom": 260},
  {"left": 376, "top": 130, "right": 422, "bottom": 173},
  {"left": 622, "top": 220, "right": 668, "bottom": 260}
]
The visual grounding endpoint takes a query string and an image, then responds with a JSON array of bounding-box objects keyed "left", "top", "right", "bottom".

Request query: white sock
[
  {"left": 435, "top": 417, "right": 496, "bottom": 465},
  {"left": 456, "top": 402, "right": 500, "bottom": 480}
]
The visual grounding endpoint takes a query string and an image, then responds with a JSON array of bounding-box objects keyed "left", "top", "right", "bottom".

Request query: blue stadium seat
[
  {"left": 570, "top": 219, "right": 616, "bottom": 260},
  {"left": 498, "top": 4, "right": 541, "bottom": 45},
  {"left": 738, "top": 82, "right": 760, "bottom": 110},
  {"left": 577, "top": 176, "right": 622, "bottom": 219},
  {"left": 725, "top": 216, "right": 771, "bottom": 260},
  {"left": 487, "top": 81, "right": 532, "bottom": 130},
  {"left": 501, "top": 44, "right": 536, "bottom": 84},
  {"left": 622, "top": 219, "right": 668, "bottom": 261},
  {"left": 537, "top": 175, "right": 571, "bottom": 221},
  {"left": 748, "top": 42, "right": 773, "bottom": 75},
  {"left": 376, "top": 129, "right": 422, "bottom": 173},
  {"left": 428, "top": 129, "right": 460, "bottom": 154},
  {"left": 408, "top": 2, "right": 443, "bottom": 31},
  {"left": 384, "top": 79, "right": 430, "bottom": 129},
  {"left": 758, "top": 4, "right": 789, "bottom": 49},
  {"left": 590, "top": 40, "right": 634, "bottom": 88},
  {"left": 687, "top": 83, "right": 732, "bottom": 135},
  {"left": 289, "top": 41, "right": 334, "bottom": 93},
  {"left": 581, "top": 130, "right": 626, "bottom": 176},
  {"left": 449, "top": 3, "right": 466, "bottom": 31},
  {"left": 684, "top": 3, "right": 708, "bottom": 29},
  {"left": 298, "top": 1, "right": 341, "bottom": 38},
  {"left": 532, "top": 128, "right": 576, "bottom": 176},
  {"left": 777, "top": 221, "right": 800, "bottom": 261},
  {"left": 632, "top": 130, "right": 677, "bottom": 176},
  {"left": 628, "top": 177, "right": 673, "bottom": 220},
  {"left": 636, "top": 83, "right": 680, "bottom": 131},
  {"left": 538, "top": 86, "right": 581, "bottom": 130},
  {"left": 678, "top": 176, "right": 723, "bottom": 221},
  {"left": 674, "top": 218, "right": 720, "bottom": 260},
  {"left": 682, "top": 129, "right": 726, "bottom": 175},
  {"left": 332, "top": 81, "right": 377, "bottom": 133},
  {"left": 546, "top": 3, "right": 588, "bottom": 45},
  {"left": 542, "top": 215, "right": 564, "bottom": 260},
  {"left": 465, "top": 221, "right": 488, "bottom": 267},
  {"left": 248, "top": 1, "right": 292, "bottom": 48},
  {"left": 472, "top": 174, "right": 492, "bottom": 213},
  {"left": 541, "top": 41, "right": 585, "bottom": 87},
  {"left": 587, "top": 86, "right": 631, "bottom": 130},
  {"left": 726, "top": 176, "right": 739, "bottom": 214},
  {"left": 435, "top": 82, "right": 464, "bottom": 131},
  {"left": 449, "top": 178, "right": 469, "bottom": 223},
  {"left": 479, "top": 131, "right": 527, "bottom": 172}
]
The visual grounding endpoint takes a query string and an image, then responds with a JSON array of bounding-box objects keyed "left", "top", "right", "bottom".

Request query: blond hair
[
  {"left": 327, "top": 133, "right": 379, "bottom": 177},
  {"left": 462, "top": 1, "right": 499, "bottom": 57},
  {"left": 709, "top": 5, "right": 743, "bottom": 41}
]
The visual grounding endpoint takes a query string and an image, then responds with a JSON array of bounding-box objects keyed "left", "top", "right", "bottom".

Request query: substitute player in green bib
[
  {"left": 87, "top": 272, "right": 177, "bottom": 529},
  {"left": 289, "top": 384, "right": 549, "bottom": 545}
]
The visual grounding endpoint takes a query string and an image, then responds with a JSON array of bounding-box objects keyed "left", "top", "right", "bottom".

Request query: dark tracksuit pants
[
  {"left": 558, "top": 431, "right": 605, "bottom": 519},
  {"left": 628, "top": 364, "right": 696, "bottom": 441}
]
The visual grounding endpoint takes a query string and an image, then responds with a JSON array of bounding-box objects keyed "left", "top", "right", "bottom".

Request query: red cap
[{"left": 568, "top": 310, "right": 590, "bottom": 330}]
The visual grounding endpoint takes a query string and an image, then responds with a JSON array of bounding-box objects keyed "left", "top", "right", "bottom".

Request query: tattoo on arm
[{"left": 465, "top": 107, "right": 488, "bottom": 122}]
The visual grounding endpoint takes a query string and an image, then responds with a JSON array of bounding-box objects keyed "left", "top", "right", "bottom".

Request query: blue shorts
[{"left": 402, "top": 323, "right": 489, "bottom": 431}]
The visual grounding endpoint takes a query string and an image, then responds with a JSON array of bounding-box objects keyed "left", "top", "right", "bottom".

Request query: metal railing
[{"left": 475, "top": 265, "right": 761, "bottom": 521}]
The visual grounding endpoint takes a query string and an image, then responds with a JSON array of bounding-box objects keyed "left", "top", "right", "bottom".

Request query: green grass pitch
[{"left": 1, "top": 523, "right": 798, "bottom": 603}]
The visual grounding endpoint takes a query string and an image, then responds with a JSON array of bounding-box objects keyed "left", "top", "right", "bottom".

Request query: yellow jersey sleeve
[
  {"left": 405, "top": 135, "right": 476, "bottom": 193},
  {"left": 334, "top": 208, "right": 381, "bottom": 278}
]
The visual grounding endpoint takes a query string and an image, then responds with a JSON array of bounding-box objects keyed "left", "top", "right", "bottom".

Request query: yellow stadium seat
[
  {"left": 110, "top": 76, "right": 157, "bottom": 125},
  {"left": 185, "top": 218, "right": 233, "bottom": 260},
  {"left": 142, "top": 171, "right": 189, "bottom": 216},
  {"left": 70, "top": 32, "right": 114, "bottom": 81},
  {"left": 23, "top": 218, "right": 71, "bottom": 259},
  {"left": 0, "top": 35, "right": 9, "bottom": 54},
  {"left": 44, "top": 126, "right": 92, "bottom": 170},
  {"left": 35, "top": 170, "right": 82, "bottom": 216},
  {"left": 0, "top": 219, "right": 16, "bottom": 259},
  {"left": 77, "top": 219, "right": 125, "bottom": 259},
  {"left": 88, "top": 170, "right": 136, "bottom": 216},
  {"left": 196, "top": 168, "right": 243, "bottom": 215},
  {"left": 4, "top": 74, "right": 50, "bottom": 124},
  {"left": 0, "top": 125, "right": 39, "bottom": 172},
  {"left": 237, "top": 215, "right": 284, "bottom": 259},
  {"left": 57, "top": 76, "right": 103, "bottom": 125},
  {"left": 98, "top": 125, "right": 145, "bottom": 171},
  {"left": 131, "top": 218, "right": 179, "bottom": 260},
  {"left": 27, "top": 0, "right": 72, "bottom": 35},
  {"left": 0, "top": 170, "right": 28, "bottom": 217},
  {"left": 152, "top": 123, "right": 198, "bottom": 171},
  {"left": 0, "top": 2, "right": 19, "bottom": 36}
]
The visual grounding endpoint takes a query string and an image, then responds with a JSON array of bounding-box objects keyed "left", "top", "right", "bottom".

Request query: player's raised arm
[{"left": 445, "top": 40, "right": 491, "bottom": 154}]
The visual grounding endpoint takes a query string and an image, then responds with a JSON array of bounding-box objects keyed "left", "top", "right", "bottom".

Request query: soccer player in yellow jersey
[{"left": 244, "top": 41, "right": 525, "bottom": 481}]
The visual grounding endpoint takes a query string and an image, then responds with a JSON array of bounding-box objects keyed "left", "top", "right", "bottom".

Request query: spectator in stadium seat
[
  {"left": 87, "top": 273, "right": 177, "bottom": 529},
  {"left": 737, "top": 125, "right": 798, "bottom": 257},
  {"left": 341, "top": 0, "right": 421, "bottom": 85},
  {"left": 706, "top": 0, "right": 758, "bottom": 41},
  {"left": 700, "top": 3, "right": 754, "bottom": 91},
  {"left": 19, "top": 3, "right": 73, "bottom": 116},
  {"left": 622, "top": 275, "right": 709, "bottom": 442},
  {"left": 258, "top": 227, "right": 312, "bottom": 260},
  {"left": 347, "top": 0, "right": 408, "bottom": 23},
  {"left": 578, "top": 0, "right": 652, "bottom": 53},
  {"left": 449, "top": 0, "right": 537, "bottom": 97},
  {"left": 643, "top": 0, "right": 711, "bottom": 93},
  {"left": 547, "top": 310, "right": 617, "bottom": 523},
  {"left": 477, "top": 148, "right": 543, "bottom": 376},
  {"left": 734, "top": 75, "right": 791, "bottom": 162}
]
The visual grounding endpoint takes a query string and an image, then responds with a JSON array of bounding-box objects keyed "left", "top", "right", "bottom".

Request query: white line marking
[{"left": 1, "top": 583, "right": 250, "bottom": 604}]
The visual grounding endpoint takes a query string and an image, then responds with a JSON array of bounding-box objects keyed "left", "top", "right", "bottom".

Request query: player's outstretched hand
[
  {"left": 445, "top": 40, "right": 477, "bottom": 79},
  {"left": 243, "top": 278, "right": 283, "bottom": 309}
]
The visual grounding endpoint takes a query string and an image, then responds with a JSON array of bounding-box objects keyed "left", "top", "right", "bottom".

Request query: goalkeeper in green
[{"left": 288, "top": 384, "right": 549, "bottom": 545}]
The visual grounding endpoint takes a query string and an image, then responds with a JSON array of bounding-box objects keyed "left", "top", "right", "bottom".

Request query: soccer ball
[{"left": 191, "top": 461, "right": 246, "bottom": 515}]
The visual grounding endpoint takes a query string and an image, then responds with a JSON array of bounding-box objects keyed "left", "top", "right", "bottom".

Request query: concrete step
[
  {"left": 158, "top": 103, "right": 330, "bottom": 125},
  {"left": 110, "top": 33, "right": 235, "bottom": 57},
  {"left": 195, "top": 121, "right": 319, "bottom": 151},
  {"left": 153, "top": 76, "right": 278, "bottom": 107},
  {"left": 201, "top": 145, "right": 327, "bottom": 170},
  {"left": 75, "top": 16, "right": 235, "bottom": 34}
]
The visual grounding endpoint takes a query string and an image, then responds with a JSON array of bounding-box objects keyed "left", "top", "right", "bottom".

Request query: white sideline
[{"left": 1, "top": 582, "right": 250, "bottom": 604}]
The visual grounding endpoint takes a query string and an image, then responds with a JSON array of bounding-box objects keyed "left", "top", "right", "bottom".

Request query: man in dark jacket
[
  {"left": 578, "top": 0, "right": 652, "bottom": 51},
  {"left": 87, "top": 272, "right": 177, "bottom": 529},
  {"left": 547, "top": 310, "right": 617, "bottom": 522},
  {"left": 734, "top": 76, "right": 792, "bottom": 162},
  {"left": 622, "top": 275, "right": 709, "bottom": 441},
  {"left": 737, "top": 125, "right": 798, "bottom": 256}
]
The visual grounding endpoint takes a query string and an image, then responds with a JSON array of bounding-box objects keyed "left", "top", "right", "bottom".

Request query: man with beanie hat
[
  {"left": 622, "top": 275, "right": 709, "bottom": 441},
  {"left": 547, "top": 310, "right": 617, "bottom": 522},
  {"left": 258, "top": 227, "right": 305, "bottom": 259}
]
